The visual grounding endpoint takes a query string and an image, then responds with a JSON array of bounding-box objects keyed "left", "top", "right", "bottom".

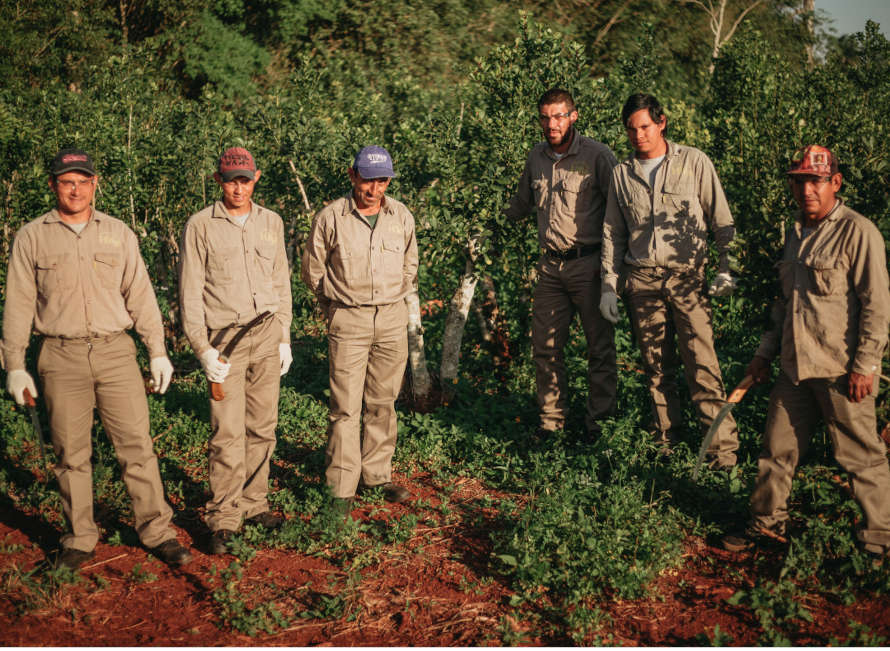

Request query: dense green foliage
[{"left": 1, "top": 2, "right": 890, "bottom": 643}]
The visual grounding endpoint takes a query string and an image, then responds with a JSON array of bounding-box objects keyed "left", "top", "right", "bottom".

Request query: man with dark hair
[
  {"left": 600, "top": 93, "right": 739, "bottom": 467},
  {"left": 302, "top": 146, "right": 418, "bottom": 510},
  {"left": 179, "top": 147, "right": 293, "bottom": 554},
  {"left": 2, "top": 148, "right": 191, "bottom": 569},
  {"left": 723, "top": 145, "right": 890, "bottom": 558},
  {"left": 505, "top": 87, "right": 619, "bottom": 439}
]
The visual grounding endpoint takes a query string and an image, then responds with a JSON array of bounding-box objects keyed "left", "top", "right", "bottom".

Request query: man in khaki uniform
[
  {"left": 600, "top": 93, "right": 739, "bottom": 467},
  {"left": 723, "top": 145, "right": 890, "bottom": 558},
  {"left": 179, "top": 147, "right": 293, "bottom": 554},
  {"left": 1, "top": 148, "right": 191, "bottom": 569},
  {"left": 504, "top": 87, "right": 618, "bottom": 438},
  {"left": 301, "top": 146, "right": 417, "bottom": 508}
]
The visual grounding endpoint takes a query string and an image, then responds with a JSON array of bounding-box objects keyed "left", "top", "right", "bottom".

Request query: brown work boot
[
  {"left": 722, "top": 525, "right": 788, "bottom": 552},
  {"left": 149, "top": 539, "right": 193, "bottom": 566},
  {"left": 245, "top": 511, "right": 284, "bottom": 529},
  {"left": 209, "top": 529, "right": 237, "bottom": 555},
  {"left": 55, "top": 547, "right": 95, "bottom": 570},
  {"left": 360, "top": 482, "right": 411, "bottom": 503}
]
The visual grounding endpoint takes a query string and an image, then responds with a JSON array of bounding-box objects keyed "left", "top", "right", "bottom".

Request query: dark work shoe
[
  {"left": 380, "top": 482, "right": 411, "bottom": 503},
  {"left": 722, "top": 525, "right": 787, "bottom": 552},
  {"left": 149, "top": 539, "right": 193, "bottom": 566},
  {"left": 245, "top": 511, "right": 284, "bottom": 529},
  {"left": 209, "top": 529, "right": 237, "bottom": 555},
  {"left": 55, "top": 547, "right": 95, "bottom": 570},
  {"left": 360, "top": 482, "right": 411, "bottom": 503}
]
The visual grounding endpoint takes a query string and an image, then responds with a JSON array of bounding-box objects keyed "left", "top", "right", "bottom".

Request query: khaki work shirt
[
  {"left": 179, "top": 201, "right": 292, "bottom": 356},
  {"left": 755, "top": 201, "right": 890, "bottom": 383},
  {"left": 301, "top": 194, "right": 418, "bottom": 308},
  {"left": 601, "top": 140, "right": 735, "bottom": 293},
  {"left": 504, "top": 129, "right": 617, "bottom": 253},
  {"left": 1, "top": 209, "right": 166, "bottom": 371}
]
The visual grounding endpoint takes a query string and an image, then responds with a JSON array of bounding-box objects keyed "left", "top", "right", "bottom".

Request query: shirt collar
[
  {"left": 546, "top": 127, "right": 579, "bottom": 160},
  {"left": 45, "top": 207, "right": 99, "bottom": 225},
  {"left": 213, "top": 200, "right": 255, "bottom": 221},
  {"left": 345, "top": 193, "right": 388, "bottom": 218},
  {"left": 793, "top": 198, "right": 844, "bottom": 236}
]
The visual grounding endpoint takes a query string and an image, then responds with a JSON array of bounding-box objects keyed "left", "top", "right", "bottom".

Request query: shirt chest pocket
[
  {"left": 661, "top": 180, "right": 701, "bottom": 222},
  {"left": 381, "top": 238, "right": 404, "bottom": 275},
  {"left": 617, "top": 187, "right": 649, "bottom": 225},
  {"left": 560, "top": 176, "right": 593, "bottom": 213},
  {"left": 333, "top": 244, "right": 365, "bottom": 280},
  {"left": 804, "top": 255, "right": 846, "bottom": 296},
  {"left": 254, "top": 244, "right": 276, "bottom": 278},
  {"left": 93, "top": 251, "right": 122, "bottom": 290},
  {"left": 35, "top": 253, "right": 72, "bottom": 295},
  {"left": 208, "top": 247, "right": 239, "bottom": 283},
  {"left": 531, "top": 179, "right": 549, "bottom": 210}
]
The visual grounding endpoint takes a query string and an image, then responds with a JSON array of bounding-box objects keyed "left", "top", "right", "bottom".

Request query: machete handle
[
  {"left": 23, "top": 387, "right": 36, "bottom": 408},
  {"left": 209, "top": 355, "right": 228, "bottom": 401},
  {"left": 727, "top": 375, "right": 755, "bottom": 403}
]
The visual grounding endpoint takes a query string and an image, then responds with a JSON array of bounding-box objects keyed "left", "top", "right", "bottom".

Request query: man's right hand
[
  {"left": 745, "top": 356, "right": 771, "bottom": 384},
  {"left": 599, "top": 290, "right": 620, "bottom": 324},
  {"left": 199, "top": 349, "right": 231, "bottom": 384},
  {"left": 6, "top": 369, "right": 38, "bottom": 406}
]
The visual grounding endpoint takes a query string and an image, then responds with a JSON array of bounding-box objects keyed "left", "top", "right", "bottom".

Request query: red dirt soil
[{"left": 2, "top": 474, "right": 889, "bottom": 646}]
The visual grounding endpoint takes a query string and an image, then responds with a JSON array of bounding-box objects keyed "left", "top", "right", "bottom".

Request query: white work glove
[
  {"left": 599, "top": 290, "right": 620, "bottom": 324},
  {"left": 199, "top": 348, "right": 231, "bottom": 384},
  {"left": 149, "top": 356, "right": 175, "bottom": 394},
  {"left": 279, "top": 343, "right": 293, "bottom": 376},
  {"left": 708, "top": 272, "right": 737, "bottom": 297},
  {"left": 6, "top": 369, "right": 38, "bottom": 406}
]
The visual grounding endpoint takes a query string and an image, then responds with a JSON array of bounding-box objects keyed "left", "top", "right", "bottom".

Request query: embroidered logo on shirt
[
  {"left": 260, "top": 229, "right": 277, "bottom": 243},
  {"left": 99, "top": 233, "right": 121, "bottom": 247}
]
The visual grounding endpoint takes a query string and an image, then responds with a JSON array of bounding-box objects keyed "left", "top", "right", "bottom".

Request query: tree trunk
[
  {"left": 405, "top": 289, "right": 432, "bottom": 398},
  {"left": 802, "top": 0, "right": 815, "bottom": 68},
  {"left": 439, "top": 257, "right": 478, "bottom": 402}
]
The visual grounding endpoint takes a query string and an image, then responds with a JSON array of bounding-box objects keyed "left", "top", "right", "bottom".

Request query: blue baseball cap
[{"left": 352, "top": 145, "right": 396, "bottom": 179}]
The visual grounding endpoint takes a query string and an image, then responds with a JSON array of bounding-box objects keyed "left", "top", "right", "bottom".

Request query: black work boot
[
  {"left": 55, "top": 547, "right": 95, "bottom": 570},
  {"left": 149, "top": 539, "right": 193, "bottom": 566},
  {"left": 245, "top": 511, "right": 284, "bottom": 529}
]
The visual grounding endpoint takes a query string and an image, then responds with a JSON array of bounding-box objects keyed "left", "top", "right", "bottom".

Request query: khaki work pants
[
  {"left": 751, "top": 372, "right": 890, "bottom": 553},
  {"left": 326, "top": 301, "right": 408, "bottom": 498},
  {"left": 533, "top": 253, "right": 617, "bottom": 432},
  {"left": 625, "top": 267, "right": 738, "bottom": 464},
  {"left": 206, "top": 316, "right": 280, "bottom": 532},
  {"left": 37, "top": 333, "right": 175, "bottom": 552}
]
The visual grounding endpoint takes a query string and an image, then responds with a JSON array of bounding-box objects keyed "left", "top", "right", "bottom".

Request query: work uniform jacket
[
  {"left": 601, "top": 140, "right": 735, "bottom": 293},
  {"left": 504, "top": 129, "right": 617, "bottom": 253},
  {"left": 179, "top": 200, "right": 292, "bottom": 356},
  {"left": 301, "top": 194, "right": 418, "bottom": 308},
  {"left": 2, "top": 209, "right": 166, "bottom": 370},
  {"left": 755, "top": 201, "right": 890, "bottom": 384}
]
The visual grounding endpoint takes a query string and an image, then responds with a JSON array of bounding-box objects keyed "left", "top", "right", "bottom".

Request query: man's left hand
[
  {"left": 279, "top": 343, "right": 293, "bottom": 376},
  {"left": 848, "top": 372, "right": 874, "bottom": 403},
  {"left": 708, "top": 272, "right": 737, "bottom": 297},
  {"left": 150, "top": 356, "right": 175, "bottom": 394}
]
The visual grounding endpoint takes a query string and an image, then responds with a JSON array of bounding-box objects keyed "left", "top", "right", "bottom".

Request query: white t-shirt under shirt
[{"left": 636, "top": 154, "right": 665, "bottom": 189}]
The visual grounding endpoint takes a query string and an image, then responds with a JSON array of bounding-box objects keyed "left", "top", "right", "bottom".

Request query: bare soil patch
[{"left": 2, "top": 472, "right": 889, "bottom": 646}]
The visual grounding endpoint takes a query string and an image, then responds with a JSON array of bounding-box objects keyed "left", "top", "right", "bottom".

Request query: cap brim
[
  {"left": 54, "top": 165, "right": 96, "bottom": 176},
  {"left": 219, "top": 169, "right": 256, "bottom": 181},
  {"left": 354, "top": 167, "right": 396, "bottom": 179}
]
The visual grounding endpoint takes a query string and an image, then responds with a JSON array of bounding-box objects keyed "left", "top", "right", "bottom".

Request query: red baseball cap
[
  {"left": 217, "top": 147, "right": 256, "bottom": 181},
  {"left": 788, "top": 145, "right": 838, "bottom": 176}
]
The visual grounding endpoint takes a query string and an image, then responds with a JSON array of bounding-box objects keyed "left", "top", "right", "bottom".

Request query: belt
[
  {"left": 544, "top": 244, "right": 600, "bottom": 261},
  {"left": 44, "top": 332, "right": 123, "bottom": 346}
]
